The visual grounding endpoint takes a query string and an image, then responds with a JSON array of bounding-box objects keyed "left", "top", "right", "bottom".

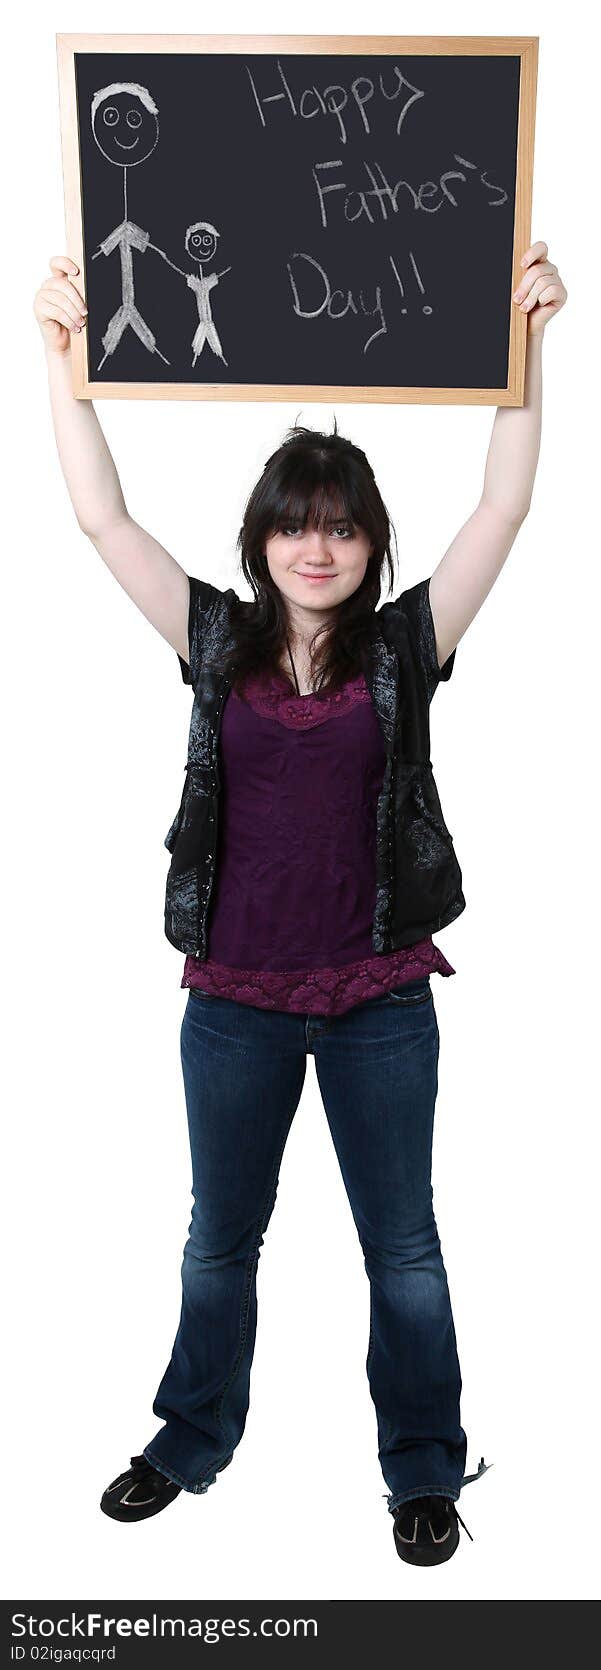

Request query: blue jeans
[{"left": 143, "top": 978, "right": 468, "bottom": 1511}]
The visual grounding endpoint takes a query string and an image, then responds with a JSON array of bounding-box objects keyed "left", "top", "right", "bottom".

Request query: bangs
[{"left": 268, "top": 461, "right": 362, "bottom": 534}]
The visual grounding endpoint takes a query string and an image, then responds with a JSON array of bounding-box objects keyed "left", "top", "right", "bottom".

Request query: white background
[{"left": 3, "top": 0, "right": 599, "bottom": 1606}]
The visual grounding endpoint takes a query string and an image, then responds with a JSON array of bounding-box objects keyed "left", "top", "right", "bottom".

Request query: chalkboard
[{"left": 57, "top": 34, "right": 538, "bottom": 404}]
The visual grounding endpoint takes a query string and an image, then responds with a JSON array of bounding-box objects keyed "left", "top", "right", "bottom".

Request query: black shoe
[
  {"left": 100, "top": 1453, "right": 181, "bottom": 1522},
  {"left": 393, "top": 1493, "right": 473, "bottom": 1566}
]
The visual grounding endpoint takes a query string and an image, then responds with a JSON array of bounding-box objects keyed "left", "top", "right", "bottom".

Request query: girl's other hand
[
  {"left": 33, "top": 256, "right": 88, "bottom": 354},
  {"left": 512, "top": 240, "right": 568, "bottom": 336}
]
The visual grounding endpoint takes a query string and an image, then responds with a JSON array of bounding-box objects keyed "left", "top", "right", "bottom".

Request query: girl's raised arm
[
  {"left": 34, "top": 253, "right": 191, "bottom": 665},
  {"left": 429, "top": 240, "right": 567, "bottom": 670}
]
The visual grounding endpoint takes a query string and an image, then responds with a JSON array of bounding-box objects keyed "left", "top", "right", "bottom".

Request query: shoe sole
[
  {"left": 100, "top": 1480, "right": 181, "bottom": 1522},
  {"left": 100, "top": 1490, "right": 180, "bottom": 1522},
  {"left": 394, "top": 1523, "right": 460, "bottom": 1566}
]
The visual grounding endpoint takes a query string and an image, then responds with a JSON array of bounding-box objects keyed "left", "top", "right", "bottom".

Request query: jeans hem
[
  {"left": 143, "top": 1445, "right": 233, "bottom": 1495},
  {"left": 385, "top": 1484, "right": 460, "bottom": 1515}
]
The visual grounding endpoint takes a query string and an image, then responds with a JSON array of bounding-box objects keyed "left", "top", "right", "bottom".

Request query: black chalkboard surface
[{"left": 57, "top": 35, "right": 538, "bottom": 403}]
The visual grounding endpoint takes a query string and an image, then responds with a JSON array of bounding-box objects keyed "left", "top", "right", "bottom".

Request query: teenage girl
[{"left": 34, "top": 241, "right": 566, "bottom": 1565}]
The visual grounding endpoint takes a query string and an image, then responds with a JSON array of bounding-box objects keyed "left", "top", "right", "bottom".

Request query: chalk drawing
[
  {"left": 184, "top": 223, "right": 231, "bottom": 368},
  {"left": 90, "top": 81, "right": 172, "bottom": 370},
  {"left": 151, "top": 221, "right": 232, "bottom": 370}
]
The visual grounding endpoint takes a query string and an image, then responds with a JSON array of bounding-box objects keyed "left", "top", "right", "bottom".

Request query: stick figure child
[
  {"left": 183, "top": 222, "right": 231, "bottom": 368},
  {"left": 90, "top": 81, "right": 173, "bottom": 370}
]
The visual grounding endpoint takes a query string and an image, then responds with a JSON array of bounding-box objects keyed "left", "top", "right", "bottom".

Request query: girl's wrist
[{"left": 44, "top": 336, "right": 72, "bottom": 362}]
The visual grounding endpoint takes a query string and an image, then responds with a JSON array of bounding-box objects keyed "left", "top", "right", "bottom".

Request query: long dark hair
[{"left": 216, "top": 420, "right": 398, "bottom": 696}]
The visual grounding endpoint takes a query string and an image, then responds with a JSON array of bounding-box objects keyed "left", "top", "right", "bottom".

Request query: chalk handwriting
[
  {"left": 246, "top": 59, "right": 426, "bottom": 144},
  {"left": 286, "top": 249, "right": 434, "bottom": 355},
  {"left": 311, "top": 155, "right": 508, "bottom": 228}
]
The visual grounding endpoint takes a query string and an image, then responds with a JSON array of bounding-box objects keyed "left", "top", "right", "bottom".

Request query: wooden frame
[{"left": 56, "top": 33, "right": 538, "bottom": 405}]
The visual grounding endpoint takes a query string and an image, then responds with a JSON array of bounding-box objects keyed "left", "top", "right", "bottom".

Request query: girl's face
[{"left": 264, "top": 513, "right": 373, "bottom": 619}]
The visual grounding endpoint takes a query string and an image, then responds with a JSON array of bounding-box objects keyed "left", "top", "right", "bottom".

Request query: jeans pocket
[
  {"left": 187, "top": 986, "right": 216, "bottom": 1003},
  {"left": 386, "top": 978, "right": 432, "bottom": 1006}
]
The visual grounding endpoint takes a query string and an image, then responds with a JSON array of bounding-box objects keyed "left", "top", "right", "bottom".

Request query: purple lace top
[{"left": 182, "top": 667, "right": 456, "bottom": 1015}]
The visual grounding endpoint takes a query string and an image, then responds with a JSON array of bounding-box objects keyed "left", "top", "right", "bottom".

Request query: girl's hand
[
  {"left": 512, "top": 240, "right": 568, "bottom": 336},
  {"left": 33, "top": 256, "right": 88, "bottom": 354}
]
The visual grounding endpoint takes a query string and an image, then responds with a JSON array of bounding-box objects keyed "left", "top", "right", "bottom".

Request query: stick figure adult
[{"left": 90, "top": 81, "right": 172, "bottom": 370}]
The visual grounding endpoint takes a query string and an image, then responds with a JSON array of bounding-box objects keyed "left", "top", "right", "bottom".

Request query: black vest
[{"left": 163, "top": 574, "right": 465, "bottom": 958}]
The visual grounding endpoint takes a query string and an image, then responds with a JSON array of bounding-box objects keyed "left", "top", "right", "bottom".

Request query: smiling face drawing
[
  {"left": 185, "top": 222, "right": 219, "bottom": 266},
  {"left": 91, "top": 82, "right": 159, "bottom": 168}
]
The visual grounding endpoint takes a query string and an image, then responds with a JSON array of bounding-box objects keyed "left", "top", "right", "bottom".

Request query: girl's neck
[{"left": 277, "top": 636, "right": 315, "bottom": 696}]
